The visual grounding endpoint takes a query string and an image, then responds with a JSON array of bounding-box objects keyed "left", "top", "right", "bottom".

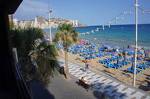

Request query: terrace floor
[
  {"left": 47, "top": 75, "right": 97, "bottom": 99},
  {"left": 29, "top": 75, "right": 97, "bottom": 99}
]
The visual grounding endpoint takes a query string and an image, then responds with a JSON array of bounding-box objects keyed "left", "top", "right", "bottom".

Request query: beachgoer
[
  {"left": 141, "top": 48, "right": 145, "bottom": 58},
  {"left": 79, "top": 77, "right": 89, "bottom": 91},
  {"left": 84, "top": 58, "right": 88, "bottom": 71},
  {"left": 127, "top": 45, "right": 130, "bottom": 48},
  {"left": 85, "top": 63, "right": 89, "bottom": 70},
  {"left": 80, "top": 77, "right": 89, "bottom": 85},
  {"left": 117, "top": 58, "right": 119, "bottom": 64},
  {"left": 81, "top": 77, "right": 85, "bottom": 82}
]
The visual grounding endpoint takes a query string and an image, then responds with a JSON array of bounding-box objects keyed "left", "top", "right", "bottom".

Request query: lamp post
[
  {"left": 108, "top": 22, "right": 111, "bottom": 28},
  {"left": 102, "top": 25, "right": 105, "bottom": 30},
  {"left": 133, "top": 0, "right": 138, "bottom": 87},
  {"left": 49, "top": 9, "right": 52, "bottom": 44},
  {"left": 116, "top": 48, "right": 119, "bottom": 65}
]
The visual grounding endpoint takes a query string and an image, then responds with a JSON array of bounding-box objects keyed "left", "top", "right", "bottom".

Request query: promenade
[
  {"left": 58, "top": 58, "right": 150, "bottom": 99},
  {"left": 47, "top": 75, "right": 96, "bottom": 99}
]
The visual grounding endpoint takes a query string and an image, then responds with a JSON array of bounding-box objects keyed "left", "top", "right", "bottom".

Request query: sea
[{"left": 44, "top": 24, "right": 150, "bottom": 49}]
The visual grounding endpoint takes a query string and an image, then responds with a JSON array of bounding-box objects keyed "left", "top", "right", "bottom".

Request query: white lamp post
[
  {"left": 133, "top": 0, "right": 139, "bottom": 87},
  {"left": 102, "top": 25, "right": 105, "bottom": 30},
  {"left": 108, "top": 22, "right": 111, "bottom": 28},
  {"left": 49, "top": 9, "right": 52, "bottom": 44}
]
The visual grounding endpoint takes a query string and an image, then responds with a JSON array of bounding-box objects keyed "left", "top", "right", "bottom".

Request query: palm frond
[{"left": 54, "top": 23, "right": 79, "bottom": 48}]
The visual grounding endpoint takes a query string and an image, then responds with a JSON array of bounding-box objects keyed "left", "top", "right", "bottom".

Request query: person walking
[{"left": 85, "top": 63, "right": 89, "bottom": 70}]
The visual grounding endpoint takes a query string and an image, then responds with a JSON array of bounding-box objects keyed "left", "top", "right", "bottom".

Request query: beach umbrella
[{"left": 102, "top": 44, "right": 111, "bottom": 49}]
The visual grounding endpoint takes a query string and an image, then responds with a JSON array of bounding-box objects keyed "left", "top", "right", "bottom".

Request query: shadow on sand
[{"left": 28, "top": 80, "right": 55, "bottom": 99}]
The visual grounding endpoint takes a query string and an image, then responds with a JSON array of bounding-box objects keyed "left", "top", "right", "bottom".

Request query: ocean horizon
[{"left": 44, "top": 24, "right": 150, "bottom": 49}]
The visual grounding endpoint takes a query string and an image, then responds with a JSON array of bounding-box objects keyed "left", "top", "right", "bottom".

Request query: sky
[{"left": 14, "top": 0, "right": 150, "bottom": 25}]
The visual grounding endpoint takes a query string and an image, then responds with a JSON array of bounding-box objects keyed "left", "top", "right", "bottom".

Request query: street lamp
[
  {"left": 133, "top": 0, "right": 139, "bottom": 87},
  {"left": 102, "top": 25, "right": 105, "bottom": 30},
  {"left": 49, "top": 9, "right": 52, "bottom": 44}
]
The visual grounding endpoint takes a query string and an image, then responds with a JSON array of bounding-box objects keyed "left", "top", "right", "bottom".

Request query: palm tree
[
  {"left": 54, "top": 23, "right": 78, "bottom": 78},
  {"left": 33, "top": 43, "right": 59, "bottom": 85},
  {"left": 9, "top": 27, "right": 59, "bottom": 85}
]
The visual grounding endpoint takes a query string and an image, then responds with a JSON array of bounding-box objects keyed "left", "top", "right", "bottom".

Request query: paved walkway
[
  {"left": 58, "top": 58, "right": 150, "bottom": 99},
  {"left": 47, "top": 75, "right": 96, "bottom": 99},
  {"left": 29, "top": 80, "right": 55, "bottom": 99}
]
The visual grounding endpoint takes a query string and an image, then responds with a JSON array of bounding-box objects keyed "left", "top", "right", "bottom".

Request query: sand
[{"left": 57, "top": 50, "right": 150, "bottom": 93}]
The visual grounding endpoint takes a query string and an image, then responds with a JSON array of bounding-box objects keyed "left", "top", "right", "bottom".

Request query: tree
[
  {"left": 33, "top": 42, "right": 59, "bottom": 85},
  {"left": 54, "top": 23, "right": 78, "bottom": 78},
  {"left": 9, "top": 27, "right": 59, "bottom": 85}
]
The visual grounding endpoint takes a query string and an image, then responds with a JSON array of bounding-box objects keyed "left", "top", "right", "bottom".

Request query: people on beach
[
  {"left": 141, "top": 48, "right": 145, "bottom": 58},
  {"left": 81, "top": 77, "right": 86, "bottom": 82},
  {"left": 85, "top": 63, "right": 89, "bottom": 70},
  {"left": 127, "top": 45, "right": 130, "bottom": 48},
  {"left": 79, "top": 77, "right": 90, "bottom": 91},
  {"left": 84, "top": 58, "right": 89, "bottom": 71}
]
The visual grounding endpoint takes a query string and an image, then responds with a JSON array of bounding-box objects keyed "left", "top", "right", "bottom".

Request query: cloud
[{"left": 14, "top": 0, "right": 49, "bottom": 20}]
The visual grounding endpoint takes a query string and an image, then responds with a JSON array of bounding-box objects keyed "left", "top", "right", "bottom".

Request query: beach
[
  {"left": 57, "top": 42, "right": 150, "bottom": 93},
  {"left": 50, "top": 24, "right": 150, "bottom": 92}
]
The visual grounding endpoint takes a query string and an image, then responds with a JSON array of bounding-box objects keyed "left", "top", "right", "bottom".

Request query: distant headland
[{"left": 12, "top": 16, "right": 86, "bottom": 29}]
